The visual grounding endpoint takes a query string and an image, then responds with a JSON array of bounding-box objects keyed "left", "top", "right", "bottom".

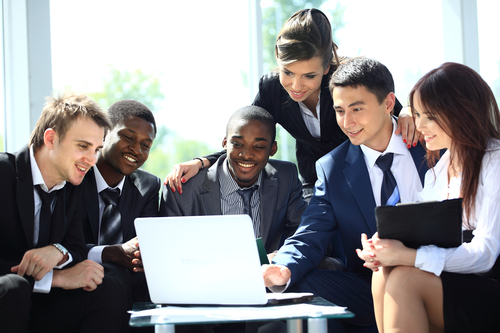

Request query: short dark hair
[
  {"left": 107, "top": 100, "right": 157, "bottom": 135},
  {"left": 330, "top": 57, "right": 395, "bottom": 104},
  {"left": 30, "top": 91, "right": 111, "bottom": 151},
  {"left": 226, "top": 106, "right": 276, "bottom": 142}
]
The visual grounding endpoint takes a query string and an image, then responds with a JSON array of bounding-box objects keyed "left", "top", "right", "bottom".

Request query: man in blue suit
[{"left": 263, "top": 57, "right": 428, "bottom": 333}]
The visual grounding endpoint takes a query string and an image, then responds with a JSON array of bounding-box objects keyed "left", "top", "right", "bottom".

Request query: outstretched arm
[{"left": 163, "top": 151, "right": 225, "bottom": 193}]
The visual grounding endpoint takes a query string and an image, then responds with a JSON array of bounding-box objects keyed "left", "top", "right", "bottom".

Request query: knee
[
  {"left": 0, "top": 274, "right": 31, "bottom": 329},
  {"left": 0, "top": 274, "right": 31, "bottom": 302},
  {"left": 385, "top": 266, "right": 426, "bottom": 297}
]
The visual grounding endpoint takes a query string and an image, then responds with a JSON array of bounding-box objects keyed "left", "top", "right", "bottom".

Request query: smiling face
[
  {"left": 223, "top": 119, "right": 277, "bottom": 188},
  {"left": 333, "top": 85, "right": 394, "bottom": 152},
  {"left": 46, "top": 116, "right": 105, "bottom": 188},
  {"left": 413, "top": 91, "right": 452, "bottom": 151},
  {"left": 279, "top": 56, "right": 329, "bottom": 106},
  {"left": 100, "top": 115, "right": 155, "bottom": 178}
]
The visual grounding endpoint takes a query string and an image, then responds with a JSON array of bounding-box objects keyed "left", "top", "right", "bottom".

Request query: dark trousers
[
  {"left": 290, "top": 269, "right": 378, "bottom": 333},
  {"left": 0, "top": 272, "right": 128, "bottom": 333}
]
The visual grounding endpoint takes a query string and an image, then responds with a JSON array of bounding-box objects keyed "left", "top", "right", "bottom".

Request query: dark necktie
[
  {"left": 237, "top": 186, "right": 259, "bottom": 237},
  {"left": 35, "top": 185, "right": 57, "bottom": 247},
  {"left": 376, "top": 153, "right": 400, "bottom": 206},
  {"left": 99, "top": 188, "right": 123, "bottom": 245}
]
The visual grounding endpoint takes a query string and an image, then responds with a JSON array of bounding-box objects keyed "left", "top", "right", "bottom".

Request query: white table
[{"left": 129, "top": 297, "right": 354, "bottom": 333}]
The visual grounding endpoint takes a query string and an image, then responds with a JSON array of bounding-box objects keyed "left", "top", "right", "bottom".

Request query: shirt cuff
[
  {"left": 88, "top": 246, "right": 105, "bottom": 264},
  {"left": 268, "top": 278, "right": 291, "bottom": 293},
  {"left": 415, "top": 245, "right": 446, "bottom": 276},
  {"left": 54, "top": 252, "right": 73, "bottom": 269},
  {"left": 33, "top": 270, "right": 53, "bottom": 293}
]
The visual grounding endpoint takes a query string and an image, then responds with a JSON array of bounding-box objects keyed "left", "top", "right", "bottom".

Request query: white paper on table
[{"left": 129, "top": 303, "right": 348, "bottom": 321}]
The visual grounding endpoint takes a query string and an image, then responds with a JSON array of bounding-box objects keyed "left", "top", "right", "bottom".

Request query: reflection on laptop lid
[{"left": 135, "top": 215, "right": 268, "bottom": 305}]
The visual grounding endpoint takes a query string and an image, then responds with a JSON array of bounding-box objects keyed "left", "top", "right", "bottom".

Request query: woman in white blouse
[{"left": 357, "top": 62, "right": 500, "bottom": 333}]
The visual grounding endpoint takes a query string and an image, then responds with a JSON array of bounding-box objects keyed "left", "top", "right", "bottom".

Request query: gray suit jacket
[{"left": 159, "top": 155, "right": 306, "bottom": 252}]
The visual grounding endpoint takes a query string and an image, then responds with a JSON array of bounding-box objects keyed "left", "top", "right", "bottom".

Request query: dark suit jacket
[
  {"left": 0, "top": 146, "right": 86, "bottom": 278},
  {"left": 160, "top": 155, "right": 307, "bottom": 253},
  {"left": 81, "top": 167, "right": 160, "bottom": 250},
  {"left": 252, "top": 72, "right": 403, "bottom": 185},
  {"left": 273, "top": 140, "right": 428, "bottom": 285}
]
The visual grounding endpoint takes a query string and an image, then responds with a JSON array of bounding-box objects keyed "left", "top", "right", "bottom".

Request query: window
[
  {"left": 50, "top": 0, "right": 252, "bottom": 176},
  {"left": 477, "top": 0, "right": 500, "bottom": 103}
]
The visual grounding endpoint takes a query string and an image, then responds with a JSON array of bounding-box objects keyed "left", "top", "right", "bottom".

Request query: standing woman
[
  {"left": 165, "top": 8, "right": 416, "bottom": 197},
  {"left": 358, "top": 62, "right": 500, "bottom": 332}
]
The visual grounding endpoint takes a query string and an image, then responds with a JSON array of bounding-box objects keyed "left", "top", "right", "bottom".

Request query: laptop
[{"left": 135, "top": 215, "right": 313, "bottom": 306}]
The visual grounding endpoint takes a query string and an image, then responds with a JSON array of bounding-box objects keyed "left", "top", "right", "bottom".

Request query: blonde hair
[{"left": 29, "top": 91, "right": 111, "bottom": 151}]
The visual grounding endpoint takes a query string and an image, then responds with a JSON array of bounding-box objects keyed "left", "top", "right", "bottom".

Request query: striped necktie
[{"left": 237, "top": 186, "right": 259, "bottom": 237}]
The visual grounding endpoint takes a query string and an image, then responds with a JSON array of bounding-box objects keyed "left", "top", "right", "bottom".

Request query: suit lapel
[
  {"left": 15, "top": 147, "right": 36, "bottom": 247},
  {"left": 343, "top": 144, "right": 378, "bottom": 235},
  {"left": 82, "top": 168, "right": 100, "bottom": 243},
  {"left": 200, "top": 158, "right": 223, "bottom": 215},
  {"left": 259, "top": 164, "right": 278, "bottom": 247}
]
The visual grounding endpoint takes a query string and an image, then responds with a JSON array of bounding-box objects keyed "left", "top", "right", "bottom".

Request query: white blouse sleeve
[{"left": 415, "top": 148, "right": 500, "bottom": 276}]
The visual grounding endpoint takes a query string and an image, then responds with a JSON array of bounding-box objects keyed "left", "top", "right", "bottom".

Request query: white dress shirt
[
  {"left": 360, "top": 119, "right": 423, "bottom": 205},
  {"left": 29, "top": 146, "right": 72, "bottom": 293},
  {"left": 87, "top": 165, "right": 125, "bottom": 264},
  {"left": 415, "top": 139, "right": 500, "bottom": 276},
  {"left": 219, "top": 158, "right": 262, "bottom": 238},
  {"left": 298, "top": 91, "right": 321, "bottom": 140}
]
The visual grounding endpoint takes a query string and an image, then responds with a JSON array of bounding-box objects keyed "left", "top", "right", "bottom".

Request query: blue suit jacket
[{"left": 273, "top": 140, "right": 428, "bottom": 285}]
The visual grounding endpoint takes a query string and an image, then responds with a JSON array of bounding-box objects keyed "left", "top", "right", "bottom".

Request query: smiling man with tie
[
  {"left": 80, "top": 100, "right": 160, "bottom": 324},
  {"left": 0, "top": 91, "right": 127, "bottom": 333},
  {"left": 160, "top": 105, "right": 307, "bottom": 255},
  {"left": 263, "top": 57, "right": 429, "bottom": 333}
]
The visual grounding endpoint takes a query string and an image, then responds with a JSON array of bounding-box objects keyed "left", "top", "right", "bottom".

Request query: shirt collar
[
  {"left": 29, "top": 145, "right": 66, "bottom": 193},
  {"left": 298, "top": 90, "right": 321, "bottom": 117},
  {"left": 93, "top": 165, "right": 125, "bottom": 194},
  {"left": 219, "top": 157, "right": 262, "bottom": 198},
  {"left": 360, "top": 118, "right": 410, "bottom": 170}
]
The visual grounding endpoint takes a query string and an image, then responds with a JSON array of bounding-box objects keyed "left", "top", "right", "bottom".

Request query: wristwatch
[{"left": 52, "top": 243, "right": 68, "bottom": 256}]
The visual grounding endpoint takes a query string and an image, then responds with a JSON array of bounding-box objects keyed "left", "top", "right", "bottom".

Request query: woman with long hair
[
  {"left": 164, "top": 8, "right": 417, "bottom": 199},
  {"left": 358, "top": 62, "right": 500, "bottom": 332}
]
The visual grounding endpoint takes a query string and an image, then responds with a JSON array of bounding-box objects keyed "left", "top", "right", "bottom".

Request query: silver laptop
[{"left": 136, "top": 215, "right": 279, "bottom": 305}]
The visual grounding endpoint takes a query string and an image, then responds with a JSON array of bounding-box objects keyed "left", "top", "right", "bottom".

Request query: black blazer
[
  {"left": 0, "top": 146, "right": 86, "bottom": 277},
  {"left": 81, "top": 167, "right": 160, "bottom": 250},
  {"left": 252, "top": 72, "right": 403, "bottom": 185}
]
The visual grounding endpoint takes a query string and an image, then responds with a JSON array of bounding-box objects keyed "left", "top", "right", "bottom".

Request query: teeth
[
  {"left": 124, "top": 155, "right": 137, "bottom": 163},
  {"left": 349, "top": 129, "right": 362, "bottom": 134},
  {"left": 238, "top": 162, "right": 254, "bottom": 168},
  {"left": 424, "top": 134, "right": 436, "bottom": 139},
  {"left": 77, "top": 166, "right": 86, "bottom": 172}
]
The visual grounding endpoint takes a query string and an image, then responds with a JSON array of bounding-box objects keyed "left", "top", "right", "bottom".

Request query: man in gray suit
[{"left": 160, "top": 105, "right": 306, "bottom": 254}]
